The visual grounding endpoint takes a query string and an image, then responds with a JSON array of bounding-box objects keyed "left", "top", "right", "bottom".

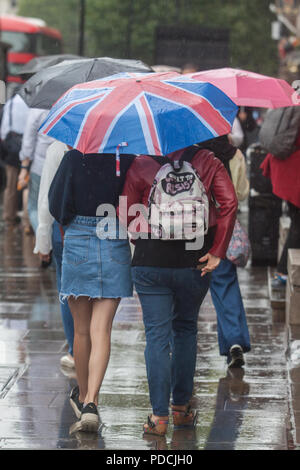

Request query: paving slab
[{"left": 0, "top": 220, "right": 294, "bottom": 450}]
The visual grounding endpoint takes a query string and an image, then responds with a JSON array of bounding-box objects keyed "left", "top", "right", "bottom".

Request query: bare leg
[
  {"left": 84, "top": 298, "right": 120, "bottom": 405},
  {"left": 68, "top": 296, "right": 92, "bottom": 402}
]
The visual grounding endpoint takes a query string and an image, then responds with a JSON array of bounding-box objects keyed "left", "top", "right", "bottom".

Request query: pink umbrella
[{"left": 185, "top": 68, "right": 299, "bottom": 108}]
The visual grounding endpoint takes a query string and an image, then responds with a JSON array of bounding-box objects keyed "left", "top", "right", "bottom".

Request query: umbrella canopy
[
  {"left": 39, "top": 72, "right": 238, "bottom": 156},
  {"left": 152, "top": 65, "right": 181, "bottom": 73},
  {"left": 19, "top": 54, "right": 84, "bottom": 75},
  {"left": 18, "top": 57, "right": 153, "bottom": 109},
  {"left": 185, "top": 68, "right": 298, "bottom": 108}
]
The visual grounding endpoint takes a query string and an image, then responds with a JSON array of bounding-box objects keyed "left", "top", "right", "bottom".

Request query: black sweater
[{"left": 48, "top": 149, "right": 136, "bottom": 226}]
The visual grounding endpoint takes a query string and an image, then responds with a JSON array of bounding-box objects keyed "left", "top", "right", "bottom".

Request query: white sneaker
[{"left": 60, "top": 354, "right": 75, "bottom": 369}]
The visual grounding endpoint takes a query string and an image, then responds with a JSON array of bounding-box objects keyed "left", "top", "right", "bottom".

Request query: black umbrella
[
  {"left": 19, "top": 54, "right": 85, "bottom": 75},
  {"left": 18, "top": 57, "right": 153, "bottom": 109}
]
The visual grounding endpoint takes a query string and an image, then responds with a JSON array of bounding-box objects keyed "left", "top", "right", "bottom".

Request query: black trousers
[{"left": 277, "top": 202, "right": 300, "bottom": 275}]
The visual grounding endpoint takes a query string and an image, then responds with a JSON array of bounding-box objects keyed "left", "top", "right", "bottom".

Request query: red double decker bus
[{"left": 0, "top": 15, "right": 63, "bottom": 84}]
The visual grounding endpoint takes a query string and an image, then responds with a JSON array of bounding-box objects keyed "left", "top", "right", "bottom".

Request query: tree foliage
[{"left": 18, "top": 0, "right": 278, "bottom": 75}]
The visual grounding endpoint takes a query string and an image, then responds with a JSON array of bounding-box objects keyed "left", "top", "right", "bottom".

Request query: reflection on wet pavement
[{"left": 0, "top": 222, "right": 293, "bottom": 450}]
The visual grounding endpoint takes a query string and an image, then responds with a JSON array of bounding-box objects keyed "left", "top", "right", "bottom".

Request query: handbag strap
[{"left": 8, "top": 96, "right": 14, "bottom": 131}]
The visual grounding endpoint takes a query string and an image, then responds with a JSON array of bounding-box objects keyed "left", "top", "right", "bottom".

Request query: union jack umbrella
[{"left": 39, "top": 72, "right": 238, "bottom": 156}]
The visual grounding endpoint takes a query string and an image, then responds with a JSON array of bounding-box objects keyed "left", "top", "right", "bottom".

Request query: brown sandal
[
  {"left": 172, "top": 404, "right": 198, "bottom": 429},
  {"left": 143, "top": 415, "right": 169, "bottom": 436}
]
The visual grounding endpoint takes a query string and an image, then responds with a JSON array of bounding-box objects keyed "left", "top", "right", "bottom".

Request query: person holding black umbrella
[
  {"left": 0, "top": 91, "right": 29, "bottom": 229},
  {"left": 18, "top": 108, "right": 55, "bottom": 233}
]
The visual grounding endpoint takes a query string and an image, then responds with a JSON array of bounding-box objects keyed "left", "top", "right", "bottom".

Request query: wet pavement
[{"left": 0, "top": 216, "right": 297, "bottom": 451}]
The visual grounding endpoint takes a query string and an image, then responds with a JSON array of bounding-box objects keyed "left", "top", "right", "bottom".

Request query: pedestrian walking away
[
  {"left": 34, "top": 140, "right": 75, "bottom": 369},
  {"left": 120, "top": 144, "right": 238, "bottom": 436},
  {"left": 260, "top": 121, "right": 300, "bottom": 288},
  {"left": 18, "top": 108, "right": 55, "bottom": 233},
  {"left": 198, "top": 136, "right": 251, "bottom": 367},
  {"left": 0, "top": 92, "right": 29, "bottom": 229},
  {"left": 49, "top": 149, "right": 135, "bottom": 432}
]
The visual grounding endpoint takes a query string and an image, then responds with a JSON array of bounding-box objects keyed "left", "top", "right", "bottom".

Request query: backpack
[
  {"left": 258, "top": 106, "right": 300, "bottom": 160},
  {"left": 148, "top": 146, "right": 209, "bottom": 241}
]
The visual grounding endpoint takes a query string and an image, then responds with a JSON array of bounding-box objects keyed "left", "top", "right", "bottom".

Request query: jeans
[
  {"left": 52, "top": 221, "right": 74, "bottom": 356},
  {"left": 210, "top": 259, "right": 251, "bottom": 357},
  {"left": 27, "top": 172, "right": 41, "bottom": 233},
  {"left": 132, "top": 266, "right": 210, "bottom": 417}
]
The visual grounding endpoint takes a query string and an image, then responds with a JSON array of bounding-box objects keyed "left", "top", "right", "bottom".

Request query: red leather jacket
[{"left": 120, "top": 148, "right": 238, "bottom": 259}]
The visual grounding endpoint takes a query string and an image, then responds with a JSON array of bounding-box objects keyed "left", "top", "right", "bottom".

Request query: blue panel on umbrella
[
  {"left": 144, "top": 93, "right": 219, "bottom": 155},
  {"left": 50, "top": 87, "right": 111, "bottom": 116},
  {"left": 165, "top": 80, "right": 238, "bottom": 124},
  {"left": 101, "top": 103, "right": 149, "bottom": 155},
  {"left": 45, "top": 99, "right": 101, "bottom": 147}
]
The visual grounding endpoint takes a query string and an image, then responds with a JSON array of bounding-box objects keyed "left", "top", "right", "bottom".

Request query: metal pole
[
  {"left": 175, "top": 0, "right": 181, "bottom": 22},
  {"left": 125, "top": 0, "right": 134, "bottom": 58},
  {"left": 78, "top": 0, "right": 86, "bottom": 56}
]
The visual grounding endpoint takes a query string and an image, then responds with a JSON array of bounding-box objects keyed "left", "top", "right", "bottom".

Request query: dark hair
[{"left": 197, "top": 135, "right": 236, "bottom": 161}]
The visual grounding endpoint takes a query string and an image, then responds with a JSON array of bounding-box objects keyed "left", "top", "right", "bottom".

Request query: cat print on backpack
[{"left": 148, "top": 150, "right": 209, "bottom": 244}]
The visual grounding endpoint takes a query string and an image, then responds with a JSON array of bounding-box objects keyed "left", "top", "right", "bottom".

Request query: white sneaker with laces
[{"left": 60, "top": 354, "right": 75, "bottom": 369}]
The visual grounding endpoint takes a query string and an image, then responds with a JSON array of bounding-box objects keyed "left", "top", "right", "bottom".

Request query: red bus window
[
  {"left": 1, "top": 31, "right": 34, "bottom": 53},
  {"left": 8, "top": 62, "right": 29, "bottom": 75},
  {"left": 35, "top": 34, "right": 62, "bottom": 55}
]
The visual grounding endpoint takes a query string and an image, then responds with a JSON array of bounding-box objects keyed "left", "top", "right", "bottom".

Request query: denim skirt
[{"left": 60, "top": 216, "right": 133, "bottom": 301}]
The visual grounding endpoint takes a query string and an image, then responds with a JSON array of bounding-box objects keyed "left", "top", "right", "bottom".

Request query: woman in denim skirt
[{"left": 49, "top": 149, "right": 134, "bottom": 432}]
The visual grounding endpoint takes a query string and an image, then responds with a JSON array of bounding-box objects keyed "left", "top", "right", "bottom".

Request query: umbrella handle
[{"left": 116, "top": 142, "right": 128, "bottom": 176}]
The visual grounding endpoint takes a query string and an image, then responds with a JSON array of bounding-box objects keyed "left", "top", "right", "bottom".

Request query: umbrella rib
[{"left": 87, "top": 59, "right": 97, "bottom": 81}]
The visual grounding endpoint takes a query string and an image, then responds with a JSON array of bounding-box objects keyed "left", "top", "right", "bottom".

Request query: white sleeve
[
  {"left": 0, "top": 100, "right": 11, "bottom": 140},
  {"left": 19, "top": 109, "right": 41, "bottom": 162},
  {"left": 33, "top": 142, "right": 66, "bottom": 254},
  {"left": 229, "top": 118, "right": 244, "bottom": 147}
]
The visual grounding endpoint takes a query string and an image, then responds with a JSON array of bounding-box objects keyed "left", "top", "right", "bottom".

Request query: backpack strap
[
  {"left": 147, "top": 155, "right": 171, "bottom": 167},
  {"left": 179, "top": 145, "right": 200, "bottom": 163},
  {"left": 147, "top": 146, "right": 200, "bottom": 171},
  {"left": 171, "top": 145, "right": 200, "bottom": 171}
]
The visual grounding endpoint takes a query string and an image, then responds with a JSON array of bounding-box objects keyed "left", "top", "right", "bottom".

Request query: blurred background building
[
  {"left": 271, "top": 0, "right": 300, "bottom": 81},
  {"left": 0, "top": 0, "right": 18, "bottom": 15}
]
